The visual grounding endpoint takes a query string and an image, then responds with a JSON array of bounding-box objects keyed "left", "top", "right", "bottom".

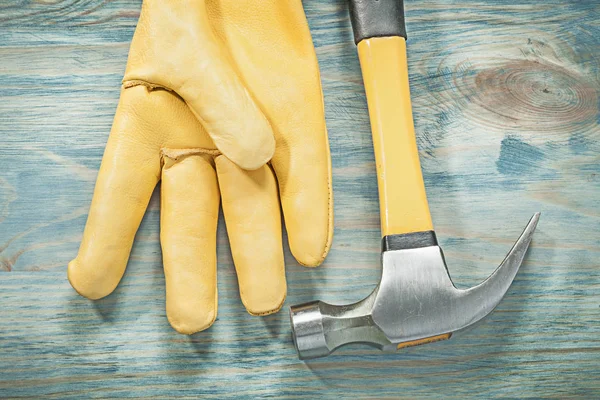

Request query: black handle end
[{"left": 349, "top": 0, "right": 407, "bottom": 44}]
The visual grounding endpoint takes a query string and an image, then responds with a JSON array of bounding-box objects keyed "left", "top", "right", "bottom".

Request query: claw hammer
[{"left": 289, "top": 0, "right": 540, "bottom": 359}]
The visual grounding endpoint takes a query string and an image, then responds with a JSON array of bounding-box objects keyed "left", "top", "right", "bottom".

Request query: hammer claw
[{"left": 460, "top": 212, "right": 541, "bottom": 327}]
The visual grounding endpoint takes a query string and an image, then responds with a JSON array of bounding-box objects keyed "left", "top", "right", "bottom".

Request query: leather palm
[{"left": 68, "top": 0, "right": 333, "bottom": 334}]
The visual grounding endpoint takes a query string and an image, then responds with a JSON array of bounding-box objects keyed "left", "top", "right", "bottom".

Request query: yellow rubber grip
[{"left": 357, "top": 36, "right": 433, "bottom": 237}]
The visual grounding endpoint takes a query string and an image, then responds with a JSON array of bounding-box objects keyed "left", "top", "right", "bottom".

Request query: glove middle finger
[{"left": 216, "top": 155, "right": 286, "bottom": 316}]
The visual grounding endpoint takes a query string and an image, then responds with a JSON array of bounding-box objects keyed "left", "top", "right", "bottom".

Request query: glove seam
[
  {"left": 245, "top": 292, "right": 287, "bottom": 317},
  {"left": 122, "top": 79, "right": 170, "bottom": 91},
  {"left": 160, "top": 148, "right": 222, "bottom": 166},
  {"left": 296, "top": 144, "right": 334, "bottom": 268},
  {"left": 323, "top": 157, "right": 334, "bottom": 261}
]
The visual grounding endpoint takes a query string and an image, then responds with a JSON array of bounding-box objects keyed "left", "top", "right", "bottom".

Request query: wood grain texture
[{"left": 1, "top": 0, "right": 599, "bottom": 398}]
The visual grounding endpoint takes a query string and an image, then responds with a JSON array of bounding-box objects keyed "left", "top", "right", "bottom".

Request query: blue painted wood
[{"left": 1, "top": 0, "right": 599, "bottom": 398}]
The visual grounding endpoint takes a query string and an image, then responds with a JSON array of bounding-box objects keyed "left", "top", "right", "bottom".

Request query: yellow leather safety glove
[{"left": 68, "top": 0, "right": 333, "bottom": 334}]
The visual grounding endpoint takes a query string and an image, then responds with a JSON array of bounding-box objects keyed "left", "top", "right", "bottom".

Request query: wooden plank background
[{"left": 1, "top": 0, "right": 599, "bottom": 398}]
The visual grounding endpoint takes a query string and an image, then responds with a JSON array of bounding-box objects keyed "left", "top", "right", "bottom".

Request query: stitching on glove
[
  {"left": 322, "top": 161, "right": 333, "bottom": 260},
  {"left": 160, "top": 148, "right": 222, "bottom": 165},
  {"left": 245, "top": 293, "right": 287, "bottom": 317},
  {"left": 122, "top": 79, "right": 172, "bottom": 92},
  {"left": 295, "top": 148, "right": 334, "bottom": 268}
]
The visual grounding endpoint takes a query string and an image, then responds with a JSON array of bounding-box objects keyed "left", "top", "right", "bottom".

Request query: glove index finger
[{"left": 68, "top": 87, "right": 162, "bottom": 300}]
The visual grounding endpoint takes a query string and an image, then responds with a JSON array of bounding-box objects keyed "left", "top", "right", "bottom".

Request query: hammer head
[{"left": 290, "top": 213, "right": 540, "bottom": 359}]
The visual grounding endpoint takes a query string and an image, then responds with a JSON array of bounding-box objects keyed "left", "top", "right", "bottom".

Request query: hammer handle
[{"left": 356, "top": 31, "right": 433, "bottom": 236}]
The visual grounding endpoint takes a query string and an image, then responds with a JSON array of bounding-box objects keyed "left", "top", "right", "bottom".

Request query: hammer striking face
[{"left": 289, "top": 0, "right": 540, "bottom": 359}]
